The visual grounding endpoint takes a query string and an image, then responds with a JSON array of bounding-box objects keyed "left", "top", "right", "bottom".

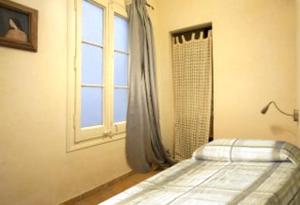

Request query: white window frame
[
  {"left": 111, "top": 6, "right": 129, "bottom": 135},
  {"left": 67, "top": 0, "right": 128, "bottom": 151}
]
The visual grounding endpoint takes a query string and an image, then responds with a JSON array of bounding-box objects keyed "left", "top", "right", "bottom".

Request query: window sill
[{"left": 67, "top": 132, "right": 126, "bottom": 152}]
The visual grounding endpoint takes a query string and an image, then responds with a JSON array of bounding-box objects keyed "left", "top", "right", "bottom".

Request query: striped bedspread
[{"left": 100, "top": 139, "right": 300, "bottom": 205}]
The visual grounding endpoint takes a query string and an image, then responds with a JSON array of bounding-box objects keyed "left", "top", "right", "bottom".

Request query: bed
[{"left": 100, "top": 139, "right": 300, "bottom": 205}]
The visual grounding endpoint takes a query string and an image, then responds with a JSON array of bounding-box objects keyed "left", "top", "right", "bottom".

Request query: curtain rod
[
  {"left": 146, "top": 2, "right": 154, "bottom": 10},
  {"left": 171, "top": 24, "right": 212, "bottom": 36}
]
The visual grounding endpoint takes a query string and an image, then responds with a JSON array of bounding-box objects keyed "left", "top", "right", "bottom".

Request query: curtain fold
[{"left": 125, "top": 0, "right": 174, "bottom": 172}]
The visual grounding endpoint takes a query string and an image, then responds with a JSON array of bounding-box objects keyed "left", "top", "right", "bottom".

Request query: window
[
  {"left": 67, "top": 0, "right": 129, "bottom": 151},
  {"left": 114, "top": 15, "right": 128, "bottom": 123},
  {"left": 81, "top": 0, "right": 104, "bottom": 129}
]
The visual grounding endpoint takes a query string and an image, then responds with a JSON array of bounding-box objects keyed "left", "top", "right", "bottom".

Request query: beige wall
[
  {"left": 0, "top": 0, "right": 137, "bottom": 204},
  {"left": 297, "top": 0, "right": 300, "bottom": 144},
  {"left": 0, "top": 0, "right": 297, "bottom": 204},
  {"left": 156, "top": 0, "right": 298, "bottom": 152},
  {"left": 0, "top": 0, "right": 161, "bottom": 204}
]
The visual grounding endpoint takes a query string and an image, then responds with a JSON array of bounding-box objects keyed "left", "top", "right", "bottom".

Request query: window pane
[
  {"left": 81, "top": 87, "right": 103, "bottom": 127},
  {"left": 81, "top": 44, "right": 103, "bottom": 84},
  {"left": 114, "top": 15, "right": 128, "bottom": 52},
  {"left": 114, "top": 89, "right": 127, "bottom": 122},
  {"left": 82, "top": 0, "right": 103, "bottom": 44},
  {"left": 114, "top": 52, "right": 128, "bottom": 86}
]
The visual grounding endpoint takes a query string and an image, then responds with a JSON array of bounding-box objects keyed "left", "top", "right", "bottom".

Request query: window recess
[{"left": 67, "top": 0, "right": 129, "bottom": 151}]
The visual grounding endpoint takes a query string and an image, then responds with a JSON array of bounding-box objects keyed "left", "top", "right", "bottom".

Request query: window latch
[{"left": 103, "top": 130, "right": 112, "bottom": 137}]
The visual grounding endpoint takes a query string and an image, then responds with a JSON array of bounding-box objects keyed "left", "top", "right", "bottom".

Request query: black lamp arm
[
  {"left": 269, "top": 101, "right": 294, "bottom": 117},
  {"left": 261, "top": 101, "right": 299, "bottom": 122}
]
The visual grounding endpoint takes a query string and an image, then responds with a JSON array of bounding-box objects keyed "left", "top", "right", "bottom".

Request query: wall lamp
[{"left": 261, "top": 101, "right": 299, "bottom": 122}]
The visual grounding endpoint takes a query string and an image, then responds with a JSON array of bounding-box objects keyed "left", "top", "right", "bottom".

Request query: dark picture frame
[{"left": 0, "top": 0, "right": 38, "bottom": 52}]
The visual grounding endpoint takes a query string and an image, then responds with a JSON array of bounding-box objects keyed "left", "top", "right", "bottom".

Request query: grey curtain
[{"left": 125, "top": 0, "right": 174, "bottom": 172}]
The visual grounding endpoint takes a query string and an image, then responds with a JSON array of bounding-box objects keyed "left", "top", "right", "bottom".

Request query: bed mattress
[{"left": 100, "top": 139, "right": 300, "bottom": 205}]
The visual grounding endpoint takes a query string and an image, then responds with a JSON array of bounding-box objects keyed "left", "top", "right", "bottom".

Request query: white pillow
[{"left": 193, "top": 139, "right": 300, "bottom": 165}]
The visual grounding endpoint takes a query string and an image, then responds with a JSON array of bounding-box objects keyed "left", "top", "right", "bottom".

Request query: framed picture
[{"left": 0, "top": 0, "right": 38, "bottom": 52}]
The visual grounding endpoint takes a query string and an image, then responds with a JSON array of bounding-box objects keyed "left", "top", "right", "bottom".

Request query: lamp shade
[
  {"left": 261, "top": 102, "right": 272, "bottom": 114},
  {"left": 261, "top": 105, "right": 269, "bottom": 114}
]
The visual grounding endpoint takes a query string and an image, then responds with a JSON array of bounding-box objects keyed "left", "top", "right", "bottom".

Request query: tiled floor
[{"left": 67, "top": 171, "right": 158, "bottom": 205}]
